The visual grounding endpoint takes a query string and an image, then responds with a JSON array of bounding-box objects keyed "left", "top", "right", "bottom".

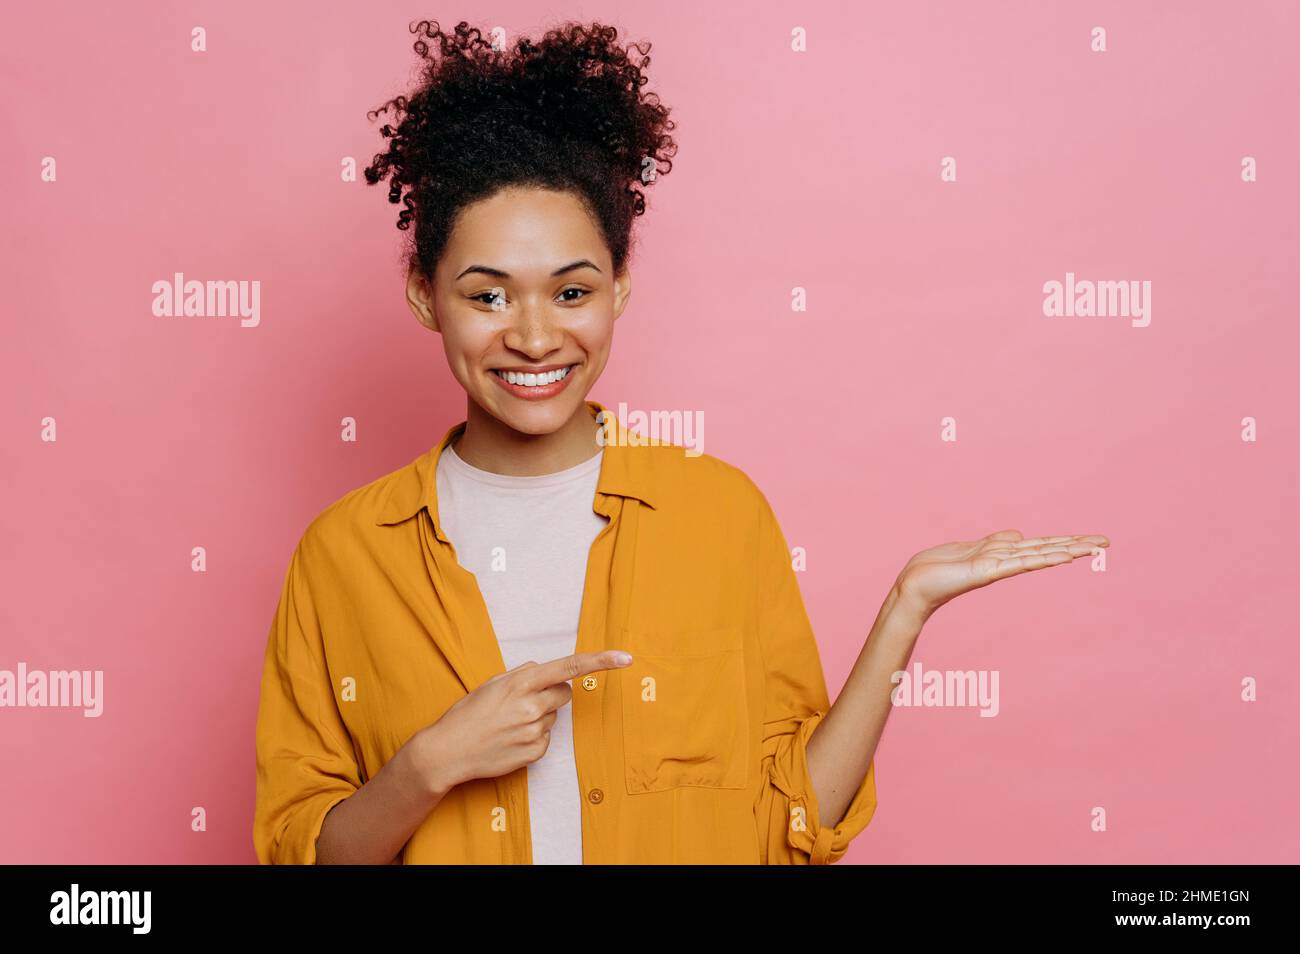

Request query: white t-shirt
[{"left": 434, "top": 439, "right": 608, "bottom": 865}]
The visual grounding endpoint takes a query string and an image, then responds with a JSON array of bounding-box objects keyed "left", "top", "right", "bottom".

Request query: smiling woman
[
  {"left": 252, "top": 17, "right": 1108, "bottom": 868},
  {"left": 360, "top": 18, "right": 676, "bottom": 471}
]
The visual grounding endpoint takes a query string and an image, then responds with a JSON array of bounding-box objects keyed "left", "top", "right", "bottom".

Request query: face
[{"left": 405, "top": 186, "right": 631, "bottom": 436}]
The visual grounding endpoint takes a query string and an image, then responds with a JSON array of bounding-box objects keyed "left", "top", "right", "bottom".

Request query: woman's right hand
[{"left": 406, "top": 649, "right": 634, "bottom": 795}]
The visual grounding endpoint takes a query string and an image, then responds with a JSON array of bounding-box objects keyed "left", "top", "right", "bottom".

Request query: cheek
[
  {"left": 568, "top": 313, "right": 615, "bottom": 355},
  {"left": 440, "top": 322, "right": 494, "bottom": 370}
]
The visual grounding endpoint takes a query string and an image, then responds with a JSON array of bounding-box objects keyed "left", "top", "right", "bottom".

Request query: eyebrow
[{"left": 455, "top": 259, "right": 603, "bottom": 281}]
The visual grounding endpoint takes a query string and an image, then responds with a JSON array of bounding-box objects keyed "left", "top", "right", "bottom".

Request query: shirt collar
[{"left": 374, "top": 399, "right": 660, "bottom": 535}]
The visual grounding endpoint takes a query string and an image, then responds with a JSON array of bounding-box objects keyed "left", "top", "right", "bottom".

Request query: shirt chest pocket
[{"left": 619, "top": 628, "right": 750, "bottom": 794}]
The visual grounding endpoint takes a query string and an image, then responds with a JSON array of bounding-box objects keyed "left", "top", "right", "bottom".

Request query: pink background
[{"left": 2, "top": 1, "right": 1297, "bottom": 863}]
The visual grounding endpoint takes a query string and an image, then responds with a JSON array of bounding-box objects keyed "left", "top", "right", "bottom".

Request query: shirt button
[
  {"left": 587, "top": 788, "right": 604, "bottom": 804},
  {"left": 581, "top": 675, "right": 598, "bottom": 691}
]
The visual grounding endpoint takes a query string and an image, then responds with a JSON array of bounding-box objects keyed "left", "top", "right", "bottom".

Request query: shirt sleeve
[
  {"left": 253, "top": 539, "right": 362, "bottom": 864},
  {"left": 751, "top": 490, "right": 878, "bottom": 864}
]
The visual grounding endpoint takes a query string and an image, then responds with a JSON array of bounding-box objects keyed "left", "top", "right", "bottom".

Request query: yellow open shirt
[{"left": 253, "top": 400, "right": 878, "bottom": 864}]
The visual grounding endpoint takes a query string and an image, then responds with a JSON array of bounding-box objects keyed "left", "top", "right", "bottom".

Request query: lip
[
  {"left": 492, "top": 362, "right": 571, "bottom": 373},
  {"left": 488, "top": 363, "right": 578, "bottom": 402}
]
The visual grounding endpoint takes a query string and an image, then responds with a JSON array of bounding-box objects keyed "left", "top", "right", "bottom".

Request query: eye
[
  {"left": 472, "top": 289, "right": 506, "bottom": 307},
  {"left": 557, "top": 287, "right": 590, "bottom": 303}
]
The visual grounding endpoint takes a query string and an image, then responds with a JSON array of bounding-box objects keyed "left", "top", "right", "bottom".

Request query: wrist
[
  {"left": 403, "top": 724, "right": 461, "bottom": 800},
  {"left": 885, "top": 581, "right": 933, "bottom": 631}
]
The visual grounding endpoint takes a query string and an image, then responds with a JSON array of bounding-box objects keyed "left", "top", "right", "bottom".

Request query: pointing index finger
[{"left": 522, "top": 650, "right": 634, "bottom": 691}]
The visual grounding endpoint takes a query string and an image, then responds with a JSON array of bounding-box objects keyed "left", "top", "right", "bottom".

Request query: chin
[{"left": 483, "top": 392, "right": 583, "bottom": 436}]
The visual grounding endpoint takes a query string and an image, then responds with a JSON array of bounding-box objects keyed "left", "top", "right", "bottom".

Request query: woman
[{"left": 253, "top": 19, "right": 1109, "bottom": 865}]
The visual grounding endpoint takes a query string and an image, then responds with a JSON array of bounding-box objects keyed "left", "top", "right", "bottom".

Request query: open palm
[{"left": 895, "top": 529, "right": 1110, "bottom": 619}]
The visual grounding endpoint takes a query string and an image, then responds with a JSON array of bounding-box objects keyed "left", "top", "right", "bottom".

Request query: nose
[{"left": 502, "top": 304, "right": 564, "bottom": 357}]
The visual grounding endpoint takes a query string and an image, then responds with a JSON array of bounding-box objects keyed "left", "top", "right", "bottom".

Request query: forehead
[{"left": 444, "top": 187, "right": 604, "bottom": 272}]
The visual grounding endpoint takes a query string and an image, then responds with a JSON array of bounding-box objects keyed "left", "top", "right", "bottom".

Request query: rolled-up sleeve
[
  {"left": 751, "top": 491, "right": 878, "bottom": 864},
  {"left": 253, "top": 539, "right": 361, "bottom": 864}
]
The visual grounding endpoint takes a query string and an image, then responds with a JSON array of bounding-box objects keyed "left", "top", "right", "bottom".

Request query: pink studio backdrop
[{"left": 2, "top": 1, "right": 1297, "bottom": 864}]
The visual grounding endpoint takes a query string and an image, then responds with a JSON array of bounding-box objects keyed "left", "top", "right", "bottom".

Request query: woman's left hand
[{"left": 893, "top": 529, "right": 1110, "bottom": 621}]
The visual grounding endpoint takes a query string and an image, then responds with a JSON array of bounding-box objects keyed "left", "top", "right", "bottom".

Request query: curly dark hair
[{"left": 363, "top": 19, "right": 678, "bottom": 281}]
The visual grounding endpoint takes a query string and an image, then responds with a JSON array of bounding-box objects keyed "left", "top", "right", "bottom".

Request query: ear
[
  {"left": 612, "top": 264, "right": 632, "bottom": 321},
  {"left": 405, "top": 264, "right": 440, "bottom": 333}
]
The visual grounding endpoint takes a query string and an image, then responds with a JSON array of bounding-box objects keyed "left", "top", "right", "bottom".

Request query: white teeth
[{"left": 494, "top": 365, "right": 573, "bottom": 387}]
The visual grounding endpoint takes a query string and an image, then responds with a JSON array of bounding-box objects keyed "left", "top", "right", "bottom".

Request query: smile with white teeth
[{"left": 490, "top": 365, "right": 575, "bottom": 387}]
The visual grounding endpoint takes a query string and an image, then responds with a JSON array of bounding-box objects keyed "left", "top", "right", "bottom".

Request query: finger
[
  {"left": 986, "top": 548, "right": 1078, "bottom": 580},
  {"left": 533, "top": 681, "right": 574, "bottom": 715},
  {"left": 522, "top": 708, "right": 559, "bottom": 736},
  {"left": 1009, "top": 534, "right": 1109, "bottom": 548},
  {"left": 522, "top": 649, "right": 634, "bottom": 691},
  {"left": 984, "top": 529, "right": 1023, "bottom": 542},
  {"left": 984, "top": 540, "right": 1099, "bottom": 559},
  {"left": 1006, "top": 535, "right": 1077, "bottom": 547},
  {"left": 1041, "top": 533, "right": 1109, "bottom": 546},
  {"left": 484, "top": 662, "right": 532, "bottom": 684}
]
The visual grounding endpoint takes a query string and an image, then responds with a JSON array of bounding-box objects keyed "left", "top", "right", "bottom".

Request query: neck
[{"left": 452, "top": 399, "right": 602, "bottom": 476}]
